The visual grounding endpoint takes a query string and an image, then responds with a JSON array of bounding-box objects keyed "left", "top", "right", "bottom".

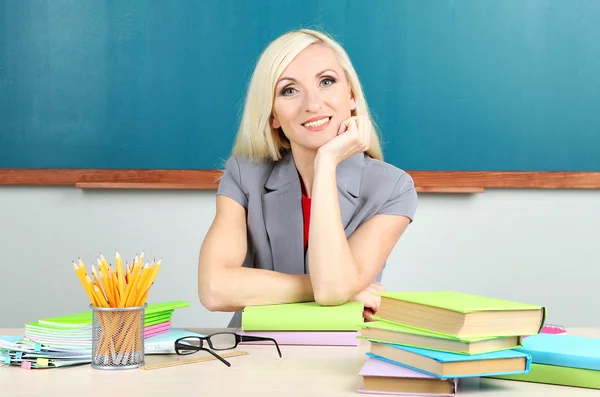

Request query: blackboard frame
[{"left": 2, "top": 169, "right": 600, "bottom": 191}]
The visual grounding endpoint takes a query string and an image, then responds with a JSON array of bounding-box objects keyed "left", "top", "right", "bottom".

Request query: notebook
[
  {"left": 1, "top": 328, "right": 204, "bottom": 368},
  {"left": 241, "top": 301, "right": 363, "bottom": 331},
  {"left": 360, "top": 321, "right": 521, "bottom": 355},
  {"left": 490, "top": 363, "right": 600, "bottom": 389},
  {"left": 539, "top": 324, "right": 567, "bottom": 335},
  {"left": 359, "top": 355, "right": 457, "bottom": 395},
  {"left": 374, "top": 291, "right": 545, "bottom": 338},
  {"left": 144, "top": 328, "right": 206, "bottom": 354},
  {"left": 369, "top": 342, "right": 531, "bottom": 379}
]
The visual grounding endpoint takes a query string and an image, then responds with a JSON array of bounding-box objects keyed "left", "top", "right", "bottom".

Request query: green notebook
[
  {"left": 37, "top": 301, "right": 189, "bottom": 328},
  {"left": 491, "top": 363, "right": 600, "bottom": 389},
  {"left": 374, "top": 291, "right": 545, "bottom": 338},
  {"left": 241, "top": 301, "right": 364, "bottom": 331},
  {"left": 26, "top": 312, "right": 172, "bottom": 332}
]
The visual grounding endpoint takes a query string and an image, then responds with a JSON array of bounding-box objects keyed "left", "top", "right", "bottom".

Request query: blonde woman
[{"left": 198, "top": 29, "right": 418, "bottom": 328}]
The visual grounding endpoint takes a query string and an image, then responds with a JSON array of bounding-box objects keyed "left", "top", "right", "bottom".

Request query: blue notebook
[
  {"left": 369, "top": 342, "right": 531, "bottom": 380},
  {"left": 514, "top": 334, "right": 600, "bottom": 371},
  {"left": 144, "top": 328, "right": 205, "bottom": 354}
]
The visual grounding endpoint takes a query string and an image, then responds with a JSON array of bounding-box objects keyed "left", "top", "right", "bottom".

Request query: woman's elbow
[
  {"left": 313, "top": 287, "right": 353, "bottom": 307},
  {"left": 198, "top": 281, "right": 229, "bottom": 312}
]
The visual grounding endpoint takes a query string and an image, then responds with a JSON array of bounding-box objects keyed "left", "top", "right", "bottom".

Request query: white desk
[{"left": 1, "top": 327, "right": 598, "bottom": 397}]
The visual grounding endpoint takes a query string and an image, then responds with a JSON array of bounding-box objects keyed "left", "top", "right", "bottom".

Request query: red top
[{"left": 301, "top": 195, "right": 311, "bottom": 250}]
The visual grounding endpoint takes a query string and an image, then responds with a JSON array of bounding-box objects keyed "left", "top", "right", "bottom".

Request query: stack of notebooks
[
  {"left": 24, "top": 301, "right": 189, "bottom": 347},
  {"left": 238, "top": 301, "right": 364, "bottom": 346},
  {"left": 358, "top": 291, "right": 546, "bottom": 395},
  {"left": 0, "top": 301, "right": 189, "bottom": 369},
  {"left": 489, "top": 333, "right": 600, "bottom": 389}
]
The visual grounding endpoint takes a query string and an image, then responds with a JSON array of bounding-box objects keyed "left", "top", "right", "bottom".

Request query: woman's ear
[
  {"left": 271, "top": 114, "right": 281, "bottom": 129},
  {"left": 349, "top": 91, "right": 357, "bottom": 111}
]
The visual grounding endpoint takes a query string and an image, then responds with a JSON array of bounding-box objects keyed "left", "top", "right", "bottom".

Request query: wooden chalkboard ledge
[
  {"left": 1, "top": 169, "right": 600, "bottom": 190},
  {"left": 74, "top": 182, "right": 219, "bottom": 190},
  {"left": 73, "top": 182, "right": 484, "bottom": 193}
]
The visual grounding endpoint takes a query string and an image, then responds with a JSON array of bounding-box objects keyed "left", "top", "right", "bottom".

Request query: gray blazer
[{"left": 215, "top": 150, "right": 418, "bottom": 328}]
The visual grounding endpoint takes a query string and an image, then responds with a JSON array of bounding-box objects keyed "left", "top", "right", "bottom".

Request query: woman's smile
[{"left": 302, "top": 116, "right": 332, "bottom": 131}]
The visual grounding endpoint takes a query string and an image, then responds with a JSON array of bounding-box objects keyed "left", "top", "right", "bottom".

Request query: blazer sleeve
[
  {"left": 377, "top": 172, "right": 418, "bottom": 222},
  {"left": 216, "top": 156, "right": 248, "bottom": 208}
]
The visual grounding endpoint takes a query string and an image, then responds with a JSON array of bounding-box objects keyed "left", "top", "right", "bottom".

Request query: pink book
[
  {"left": 358, "top": 357, "right": 457, "bottom": 396},
  {"left": 144, "top": 322, "right": 172, "bottom": 338},
  {"left": 237, "top": 330, "right": 360, "bottom": 346}
]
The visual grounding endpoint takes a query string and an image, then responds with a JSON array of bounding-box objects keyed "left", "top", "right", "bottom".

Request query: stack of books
[
  {"left": 357, "top": 291, "right": 546, "bottom": 395},
  {"left": 0, "top": 301, "right": 189, "bottom": 369},
  {"left": 490, "top": 333, "right": 600, "bottom": 389},
  {"left": 239, "top": 301, "right": 363, "bottom": 346}
]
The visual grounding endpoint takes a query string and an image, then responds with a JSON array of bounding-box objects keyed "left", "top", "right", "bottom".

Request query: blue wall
[{"left": 1, "top": 0, "right": 598, "bottom": 171}]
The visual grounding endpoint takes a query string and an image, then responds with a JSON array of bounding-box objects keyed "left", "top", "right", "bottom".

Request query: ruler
[{"left": 139, "top": 351, "right": 249, "bottom": 370}]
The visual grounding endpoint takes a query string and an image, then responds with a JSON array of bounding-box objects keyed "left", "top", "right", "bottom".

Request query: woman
[{"left": 198, "top": 28, "right": 417, "bottom": 328}]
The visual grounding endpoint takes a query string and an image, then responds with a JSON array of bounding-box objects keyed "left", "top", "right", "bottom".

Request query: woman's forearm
[
  {"left": 307, "top": 155, "right": 363, "bottom": 305},
  {"left": 199, "top": 266, "right": 314, "bottom": 312}
]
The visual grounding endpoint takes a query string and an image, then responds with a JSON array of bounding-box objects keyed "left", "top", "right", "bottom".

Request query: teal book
[
  {"left": 369, "top": 342, "right": 531, "bottom": 380},
  {"left": 510, "top": 334, "right": 600, "bottom": 370}
]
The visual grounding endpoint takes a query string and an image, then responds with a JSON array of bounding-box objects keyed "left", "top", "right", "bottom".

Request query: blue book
[
  {"left": 369, "top": 342, "right": 531, "bottom": 380},
  {"left": 514, "top": 334, "right": 600, "bottom": 370}
]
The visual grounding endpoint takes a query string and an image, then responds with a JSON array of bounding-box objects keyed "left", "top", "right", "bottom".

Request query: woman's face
[{"left": 272, "top": 44, "right": 356, "bottom": 152}]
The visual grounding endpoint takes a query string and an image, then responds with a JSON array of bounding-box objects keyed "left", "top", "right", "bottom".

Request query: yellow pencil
[
  {"left": 100, "top": 253, "right": 108, "bottom": 270},
  {"left": 73, "top": 262, "right": 97, "bottom": 305},
  {"left": 111, "top": 271, "right": 120, "bottom": 305},
  {"left": 120, "top": 261, "right": 142, "bottom": 307},
  {"left": 92, "top": 283, "right": 109, "bottom": 308},
  {"left": 116, "top": 252, "right": 126, "bottom": 301},
  {"left": 136, "top": 259, "right": 161, "bottom": 306}
]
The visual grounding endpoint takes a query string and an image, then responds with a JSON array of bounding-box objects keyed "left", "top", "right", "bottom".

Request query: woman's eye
[
  {"left": 320, "top": 77, "right": 336, "bottom": 87},
  {"left": 281, "top": 87, "right": 297, "bottom": 96}
]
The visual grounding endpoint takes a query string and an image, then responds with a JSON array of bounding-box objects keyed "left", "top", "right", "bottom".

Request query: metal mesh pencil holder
[{"left": 90, "top": 304, "right": 147, "bottom": 370}]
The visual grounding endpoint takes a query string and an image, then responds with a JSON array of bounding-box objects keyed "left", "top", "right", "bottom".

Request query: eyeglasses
[{"left": 174, "top": 332, "right": 282, "bottom": 367}]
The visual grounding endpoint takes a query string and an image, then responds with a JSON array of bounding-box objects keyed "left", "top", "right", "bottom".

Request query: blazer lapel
[{"left": 263, "top": 152, "right": 305, "bottom": 275}]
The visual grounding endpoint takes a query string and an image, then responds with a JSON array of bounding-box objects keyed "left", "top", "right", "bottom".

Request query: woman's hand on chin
[{"left": 315, "top": 115, "right": 371, "bottom": 167}]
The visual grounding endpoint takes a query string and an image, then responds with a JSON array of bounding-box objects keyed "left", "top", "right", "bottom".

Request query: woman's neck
[{"left": 290, "top": 145, "right": 317, "bottom": 198}]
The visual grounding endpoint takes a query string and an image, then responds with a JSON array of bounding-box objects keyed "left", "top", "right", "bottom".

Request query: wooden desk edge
[{"left": 2, "top": 169, "right": 600, "bottom": 190}]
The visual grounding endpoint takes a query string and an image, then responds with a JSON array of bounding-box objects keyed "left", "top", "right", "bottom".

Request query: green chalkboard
[{"left": 1, "top": 0, "right": 599, "bottom": 171}]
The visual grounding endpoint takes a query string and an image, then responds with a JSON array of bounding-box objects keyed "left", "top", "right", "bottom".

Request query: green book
[
  {"left": 374, "top": 291, "right": 545, "bottom": 338},
  {"left": 491, "top": 363, "right": 600, "bottom": 389},
  {"left": 241, "top": 301, "right": 364, "bottom": 331},
  {"left": 360, "top": 320, "right": 521, "bottom": 355}
]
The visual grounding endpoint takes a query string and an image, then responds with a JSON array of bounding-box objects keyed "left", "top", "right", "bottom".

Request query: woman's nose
[{"left": 305, "top": 89, "right": 324, "bottom": 113}]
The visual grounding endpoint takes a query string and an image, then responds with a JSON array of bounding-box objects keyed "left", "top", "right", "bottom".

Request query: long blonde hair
[{"left": 232, "top": 28, "right": 383, "bottom": 162}]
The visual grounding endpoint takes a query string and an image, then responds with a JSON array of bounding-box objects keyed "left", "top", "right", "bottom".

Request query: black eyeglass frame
[{"left": 174, "top": 332, "right": 282, "bottom": 366}]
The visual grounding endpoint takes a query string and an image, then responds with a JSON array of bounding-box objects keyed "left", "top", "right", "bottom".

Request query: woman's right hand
[
  {"left": 316, "top": 115, "right": 371, "bottom": 167},
  {"left": 351, "top": 282, "right": 385, "bottom": 321}
]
